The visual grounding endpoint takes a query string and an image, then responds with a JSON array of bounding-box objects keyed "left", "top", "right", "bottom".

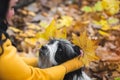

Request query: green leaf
[
  {"left": 93, "top": 1, "right": 103, "bottom": 12},
  {"left": 108, "top": 17, "right": 119, "bottom": 25},
  {"left": 115, "top": 77, "right": 120, "bottom": 80},
  {"left": 81, "top": 6, "right": 93, "bottom": 13}
]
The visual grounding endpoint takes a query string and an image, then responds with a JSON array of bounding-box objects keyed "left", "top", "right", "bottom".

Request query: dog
[{"left": 38, "top": 39, "right": 91, "bottom": 80}]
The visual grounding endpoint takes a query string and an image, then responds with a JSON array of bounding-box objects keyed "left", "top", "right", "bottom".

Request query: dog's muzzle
[{"left": 40, "top": 46, "right": 49, "bottom": 56}]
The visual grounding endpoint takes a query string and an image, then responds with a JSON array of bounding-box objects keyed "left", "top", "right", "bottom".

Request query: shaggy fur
[{"left": 38, "top": 39, "right": 91, "bottom": 80}]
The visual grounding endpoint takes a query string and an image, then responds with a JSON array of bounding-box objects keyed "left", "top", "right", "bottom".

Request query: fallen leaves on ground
[{"left": 9, "top": 0, "right": 120, "bottom": 79}]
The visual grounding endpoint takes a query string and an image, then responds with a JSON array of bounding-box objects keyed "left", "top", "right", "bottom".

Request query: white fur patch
[
  {"left": 46, "top": 41, "right": 59, "bottom": 65},
  {"left": 73, "top": 71, "right": 91, "bottom": 80}
]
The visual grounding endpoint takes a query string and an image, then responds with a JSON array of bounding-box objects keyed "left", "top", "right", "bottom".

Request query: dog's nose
[
  {"left": 40, "top": 45, "right": 48, "bottom": 55},
  {"left": 41, "top": 45, "right": 48, "bottom": 50}
]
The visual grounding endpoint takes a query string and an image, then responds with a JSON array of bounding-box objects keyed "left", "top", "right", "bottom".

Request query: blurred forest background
[{"left": 8, "top": 0, "right": 120, "bottom": 80}]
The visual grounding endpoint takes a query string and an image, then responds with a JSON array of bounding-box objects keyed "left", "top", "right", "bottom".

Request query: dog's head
[{"left": 38, "top": 39, "right": 82, "bottom": 68}]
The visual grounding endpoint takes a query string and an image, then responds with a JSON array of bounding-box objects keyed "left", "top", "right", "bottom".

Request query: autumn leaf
[
  {"left": 25, "top": 30, "right": 36, "bottom": 37},
  {"left": 81, "top": 1, "right": 103, "bottom": 13},
  {"left": 26, "top": 23, "right": 41, "bottom": 30},
  {"left": 18, "top": 8, "right": 36, "bottom": 16},
  {"left": 93, "top": 19, "right": 120, "bottom": 36},
  {"left": 115, "top": 77, "right": 120, "bottom": 80},
  {"left": 56, "top": 16, "right": 73, "bottom": 28},
  {"left": 99, "top": 20, "right": 110, "bottom": 30},
  {"left": 98, "top": 30, "right": 110, "bottom": 37},
  {"left": 39, "top": 16, "right": 73, "bottom": 29},
  {"left": 28, "top": 11, "right": 36, "bottom": 17},
  {"left": 81, "top": 6, "right": 93, "bottom": 13},
  {"left": 108, "top": 17, "right": 119, "bottom": 25},
  {"left": 54, "top": 27, "right": 67, "bottom": 39},
  {"left": 36, "top": 19, "right": 57, "bottom": 40},
  {"left": 81, "top": 0, "right": 120, "bottom": 15},
  {"left": 39, "top": 21, "right": 49, "bottom": 28},
  {"left": 72, "top": 32, "right": 100, "bottom": 66},
  {"left": 24, "top": 38, "right": 38, "bottom": 47},
  {"left": 9, "top": 27, "right": 22, "bottom": 33},
  {"left": 111, "top": 25, "right": 120, "bottom": 30},
  {"left": 102, "top": 0, "right": 120, "bottom": 15},
  {"left": 93, "top": 20, "right": 110, "bottom": 31},
  {"left": 36, "top": 18, "right": 68, "bottom": 40},
  {"left": 41, "top": 19, "right": 57, "bottom": 40},
  {"left": 93, "top": 1, "right": 103, "bottom": 12}
]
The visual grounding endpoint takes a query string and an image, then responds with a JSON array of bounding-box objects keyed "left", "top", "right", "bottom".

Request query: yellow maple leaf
[
  {"left": 72, "top": 32, "right": 100, "bottom": 66},
  {"left": 36, "top": 19, "right": 67, "bottom": 40},
  {"left": 54, "top": 27, "right": 67, "bottom": 39},
  {"left": 56, "top": 16, "right": 73, "bottom": 28},
  {"left": 102, "top": 0, "right": 120, "bottom": 15},
  {"left": 36, "top": 19, "right": 57, "bottom": 40},
  {"left": 45, "top": 19, "right": 57, "bottom": 38}
]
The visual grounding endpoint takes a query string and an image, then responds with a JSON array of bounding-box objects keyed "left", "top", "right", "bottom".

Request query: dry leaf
[
  {"left": 102, "top": 0, "right": 120, "bottom": 15},
  {"left": 9, "top": 27, "right": 22, "bottom": 33},
  {"left": 54, "top": 27, "right": 67, "bottom": 39},
  {"left": 72, "top": 31, "right": 100, "bottom": 66},
  {"left": 35, "top": 19, "right": 57, "bottom": 40},
  {"left": 56, "top": 16, "right": 73, "bottom": 28}
]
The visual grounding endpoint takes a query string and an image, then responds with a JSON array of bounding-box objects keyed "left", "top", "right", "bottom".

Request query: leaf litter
[{"left": 8, "top": 0, "right": 120, "bottom": 79}]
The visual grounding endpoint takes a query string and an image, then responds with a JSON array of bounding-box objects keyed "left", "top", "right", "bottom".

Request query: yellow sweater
[{"left": 0, "top": 38, "right": 66, "bottom": 80}]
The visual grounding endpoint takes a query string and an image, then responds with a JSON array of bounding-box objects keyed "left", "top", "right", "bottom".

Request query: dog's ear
[{"left": 73, "top": 45, "right": 81, "bottom": 55}]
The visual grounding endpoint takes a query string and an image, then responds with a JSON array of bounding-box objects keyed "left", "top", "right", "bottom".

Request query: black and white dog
[{"left": 38, "top": 39, "right": 91, "bottom": 80}]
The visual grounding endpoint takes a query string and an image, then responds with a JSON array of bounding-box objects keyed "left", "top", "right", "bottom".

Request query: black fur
[{"left": 39, "top": 39, "right": 91, "bottom": 80}]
